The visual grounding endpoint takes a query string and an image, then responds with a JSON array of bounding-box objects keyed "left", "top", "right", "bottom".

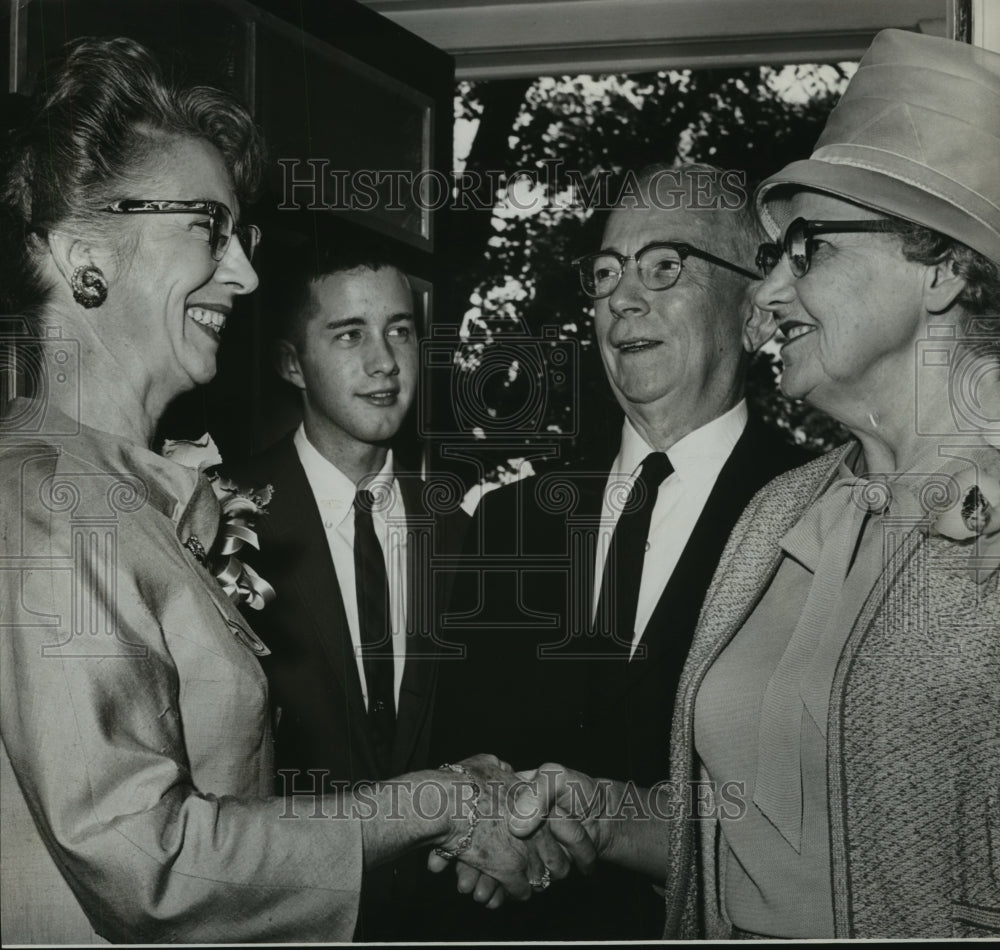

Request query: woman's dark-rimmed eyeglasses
[
  {"left": 756, "top": 217, "right": 909, "bottom": 279},
  {"left": 573, "top": 242, "right": 760, "bottom": 299},
  {"left": 102, "top": 199, "right": 261, "bottom": 262}
]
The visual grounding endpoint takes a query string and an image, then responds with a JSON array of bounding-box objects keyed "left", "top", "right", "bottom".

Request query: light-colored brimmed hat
[{"left": 756, "top": 29, "right": 1000, "bottom": 264}]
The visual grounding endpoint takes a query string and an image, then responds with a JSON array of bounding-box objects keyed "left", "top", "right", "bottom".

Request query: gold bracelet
[{"left": 433, "top": 763, "right": 482, "bottom": 860}]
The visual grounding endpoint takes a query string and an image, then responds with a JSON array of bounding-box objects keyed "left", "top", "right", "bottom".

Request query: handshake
[{"left": 422, "top": 754, "right": 609, "bottom": 910}]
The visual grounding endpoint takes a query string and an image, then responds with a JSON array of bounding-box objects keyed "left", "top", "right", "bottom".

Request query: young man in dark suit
[
  {"left": 431, "top": 165, "right": 811, "bottom": 939},
  {"left": 229, "top": 240, "right": 467, "bottom": 940}
]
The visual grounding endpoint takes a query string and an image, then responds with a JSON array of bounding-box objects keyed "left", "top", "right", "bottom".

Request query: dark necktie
[
  {"left": 592, "top": 451, "right": 674, "bottom": 657},
  {"left": 354, "top": 488, "right": 396, "bottom": 765}
]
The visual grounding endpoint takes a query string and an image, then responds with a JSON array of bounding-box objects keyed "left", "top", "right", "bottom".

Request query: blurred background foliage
[{"left": 444, "top": 65, "right": 853, "bottom": 484}]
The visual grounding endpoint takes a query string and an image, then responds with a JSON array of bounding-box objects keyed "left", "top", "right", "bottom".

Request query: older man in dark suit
[
  {"left": 228, "top": 239, "right": 467, "bottom": 940},
  {"left": 431, "top": 164, "right": 811, "bottom": 940}
]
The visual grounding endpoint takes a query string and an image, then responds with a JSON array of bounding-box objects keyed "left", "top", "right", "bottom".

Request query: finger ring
[{"left": 529, "top": 867, "right": 552, "bottom": 891}]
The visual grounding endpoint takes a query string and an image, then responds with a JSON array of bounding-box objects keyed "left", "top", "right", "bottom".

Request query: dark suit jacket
[
  {"left": 227, "top": 433, "right": 468, "bottom": 940},
  {"left": 429, "top": 416, "right": 811, "bottom": 940}
]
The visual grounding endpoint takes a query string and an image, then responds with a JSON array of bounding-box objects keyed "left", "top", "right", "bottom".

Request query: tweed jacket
[
  {"left": 663, "top": 445, "right": 1000, "bottom": 939},
  {"left": 0, "top": 407, "right": 362, "bottom": 944}
]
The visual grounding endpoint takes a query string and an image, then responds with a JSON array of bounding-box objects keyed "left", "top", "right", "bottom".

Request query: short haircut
[
  {"left": 898, "top": 221, "right": 1000, "bottom": 319},
  {"left": 632, "top": 161, "right": 765, "bottom": 269},
  {"left": 270, "top": 235, "right": 408, "bottom": 351},
  {"left": 1, "top": 36, "right": 263, "bottom": 321}
]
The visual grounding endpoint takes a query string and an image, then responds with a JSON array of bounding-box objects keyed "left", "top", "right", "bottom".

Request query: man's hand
[
  {"left": 511, "top": 762, "right": 680, "bottom": 881},
  {"left": 507, "top": 763, "right": 605, "bottom": 865},
  {"left": 426, "top": 754, "right": 578, "bottom": 905}
]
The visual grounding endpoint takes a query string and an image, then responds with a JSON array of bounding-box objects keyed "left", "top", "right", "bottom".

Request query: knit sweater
[{"left": 662, "top": 446, "right": 1000, "bottom": 939}]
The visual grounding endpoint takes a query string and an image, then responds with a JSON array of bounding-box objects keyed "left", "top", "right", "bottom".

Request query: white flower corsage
[
  {"left": 163, "top": 434, "right": 277, "bottom": 610},
  {"left": 160, "top": 432, "right": 223, "bottom": 472}
]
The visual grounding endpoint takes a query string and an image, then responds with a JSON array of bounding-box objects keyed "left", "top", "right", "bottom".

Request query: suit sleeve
[{"left": 0, "top": 460, "right": 362, "bottom": 943}]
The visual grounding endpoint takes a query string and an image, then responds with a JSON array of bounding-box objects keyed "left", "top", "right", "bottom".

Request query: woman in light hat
[{"left": 509, "top": 28, "right": 1000, "bottom": 938}]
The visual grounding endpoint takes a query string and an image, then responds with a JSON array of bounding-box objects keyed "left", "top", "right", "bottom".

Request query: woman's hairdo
[
  {"left": 898, "top": 222, "right": 1000, "bottom": 320},
  {"left": 0, "top": 36, "right": 264, "bottom": 319}
]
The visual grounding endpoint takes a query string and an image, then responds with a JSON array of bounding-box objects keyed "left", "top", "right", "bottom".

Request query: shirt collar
[
  {"left": 616, "top": 399, "right": 748, "bottom": 480},
  {"left": 293, "top": 423, "right": 395, "bottom": 516}
]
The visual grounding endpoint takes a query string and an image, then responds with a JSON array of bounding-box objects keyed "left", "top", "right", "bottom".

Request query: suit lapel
[
  {"left": 388, "top": 473, "right": 473, "bottom": 774},
  {"left": 578, "top": 470, "right": 609, "bottom": 629},
  {"left": 388, "top": 474, "right": 432, "bottom": 772},
  {"left": 264, "top": 439, "right": 379, "bottom": 777},
  {"left": 625, "top": 421, "right": 785, "bottom": 687}
]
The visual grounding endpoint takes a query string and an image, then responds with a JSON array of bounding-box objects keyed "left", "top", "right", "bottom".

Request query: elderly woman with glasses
[
  {"left": 0, "top": 37, "right": 582, "bottom": 944},
  {"left": 511, "top": 29, "right": 1000, "bottom": 939}
]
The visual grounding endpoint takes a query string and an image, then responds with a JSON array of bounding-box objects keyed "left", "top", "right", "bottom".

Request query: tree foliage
[{"left": 449, "top": 66, "right": 853, "bottom": 479}]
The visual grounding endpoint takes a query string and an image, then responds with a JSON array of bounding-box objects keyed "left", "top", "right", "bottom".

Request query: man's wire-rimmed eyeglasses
[
  {"left": 756, "top": 217, "right": 910, "bottom": 279},
  {"left": 102, "top": 199, "right": 261, "bottom": 262},
  {"left": 573, "top": 242, "right": 760, "bottom": 299}
]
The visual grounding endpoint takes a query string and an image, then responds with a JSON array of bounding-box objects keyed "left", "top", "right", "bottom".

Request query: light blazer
[
  {"left": 0, "top": 409, "right": 361, "bottom": 945},
  {"left": 664, "top": 446, "right": 1000, "bottom": 939}
]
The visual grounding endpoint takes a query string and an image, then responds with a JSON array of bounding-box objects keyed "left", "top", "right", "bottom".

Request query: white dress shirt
[
  {"left": 593, "top": 400, "right": 748, "bottom": 659},
  {"left": 293, "top": 424, "right": 408, "bottom": 709}
]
